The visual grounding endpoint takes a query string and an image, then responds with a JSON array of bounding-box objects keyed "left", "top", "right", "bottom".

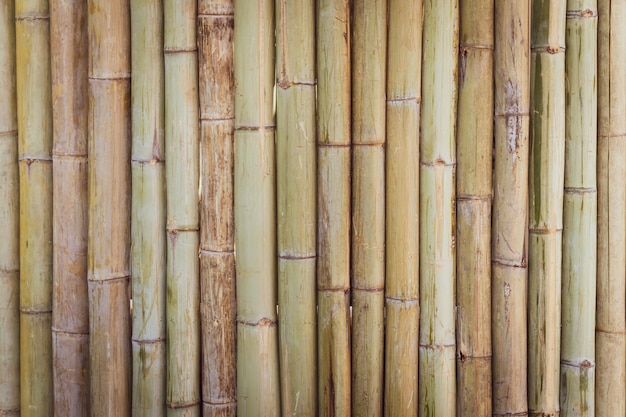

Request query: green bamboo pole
[
  {"left": 276, "top": 1, "right": 317, "bottom": 415},
  {"left": 492, "top": 1, "right": 530, "bottom": 415},
  {"left": 419, "top": 0, "right": 458, "bottom": 415},
  {"left": 15, "top": 0, "right": 53, "bottom": 415},
  {"left": 87, "top": 0, "right": 131, "bottom": 414},
  {"left": 316, "top": 0, "right": 351, "bottom": 415},
  {"left": 528, "top": 0, "right": 567, "bottom": 415},
  {"left": 197, "top": 1, "right": 236, "bottom": 416},
  {"left": 0, "top": 1, "right": 20, "bottom": 415},
  {"left": 234, "top": 1, "right": 280, "bottom": 415},
  {"left": 50, "top": 0, "right": 89, "bottom": 415},
  {"left": 130, "top": 0, "right": 166, "bottom": 415},
  {"left": 456, "top": 0, "right": 493, "bottom": 415},
  {"left": 351, "top": 2, "right": 386, "bottom": 415},
  {"left": 384, "top": 1, "right": 421, "bottom": 415},
  {"left": 595, "top": 1, "right": 626, "bottom": 416}
]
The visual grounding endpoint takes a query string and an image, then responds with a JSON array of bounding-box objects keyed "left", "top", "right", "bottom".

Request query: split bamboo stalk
[
  {"left": 233, "top": 1, "right": 280, "bottom": 415},
  {"left": 595, "top": 1, "right": 626, "bottom": 416},
  {"left": 50, "top": 0, "right": 89, "bottom": 415},
  {"left": 528, "top": 0, "right": 567, "bottom": 415},
  {"left": 559, "top": 1, "right": 597, "bottom": 416},
  {"left": 276, "top": 1, "right": 317, "bottom": 415},
  {"left": 455, "top": 0, "right": 493, "bottom": 415},
  {"left": 197, "top": 1, "right": 236, "bottom": 416},
  {"left": 87, "top": 0, "right": 131, "bottom": 414},
  {"left": 384, "top": 0, "right": 421, "bottom": 415},
  {"left": 0, "top": 1, "right": 20, "bottom": 415},
  {"left": 130, "top": 0, "right": 166, "bottom": 415},
  {"left": 419, "top": 0, "right": 458, "bottom": 415},
  {"left": 316, "top": 0, "right": 351, "bottom": 415},
  {"left": 163, "top": 0, "right": 201, "bottom": 415},
  {"left": 491, "top": 1, "right": 530, "bottom": 415},
  {"left": 351, "top": 1, "right": 386, "bottom": 415},
  {"left": 15, "top": 0, "right": 53, "bottom": 415}
]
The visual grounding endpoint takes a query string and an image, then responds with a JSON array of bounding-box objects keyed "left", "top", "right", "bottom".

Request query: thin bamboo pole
[
  {"left": 316, "top": 0, "right": 351, "bottom": 415},
  {"left": 197, "top": 1, "right": 236, "bottom": 416},
  {"left": 0, "top": 1, "right": 20, "bottom": 415},
  {"left": 419, "top": 0, "right": 458, "bottom": 415},
  {"left": 130, "top": 0, "right": 166, "bottom": 415},
  {"left": 595, "top": 1, "right": 626, "bottom": 416},
  {"left": 276, "top": 0, "right": 317, "bottom": 415},
  {"left": 15, "top": 0, "right": 53, "bottom": 415},
  {"left": 384, "top": 0, "right": 421, "bottom": 415},
  {"left": 87, "top": 0, "right": 131, "bottom": 414},
  {"left": 492, "top": 1, "right": 530, "bottom": 415},
  {"left": 50, "top": 0, "right": 89, "bottom": 415},
  {"left": 455, "top": 0, "right": 493, "bottom": 415}
]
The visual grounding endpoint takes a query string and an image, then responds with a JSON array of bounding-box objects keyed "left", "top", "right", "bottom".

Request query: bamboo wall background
[{"left": 1, "top": 0, "right": 623, "bottom": 416}]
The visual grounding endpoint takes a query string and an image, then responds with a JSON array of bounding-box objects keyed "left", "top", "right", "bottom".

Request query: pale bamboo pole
[
  {"left": 15, "top": 0, "right": 53, "bottom": 415},
  {"left": 0, "top": 1, "right": 20, "bottom": 415},
  {"left": 234, "top": 1, "right": 280, "bottom": 415},
  {"left": 492, "top": 1, "right": 530, "bottom": 415},
  {"left": 350, "top": 2, "right": 386, "bottom": 416},
  {"left": 418, "top": 0, "right": 458, "bottom": 415},
  {"left": 595, "top": 1, "right": 626, "bottom": 416},
  {"left": 87, "top": 0, "right": 131, "bottom": 414},
  {"left": 197, "top": 1, "right": 236, "bottom": 416},
  {"left": 528, "top": 1, "right": 567, "bottom": 415},
  {"left": 50, "top": 0, "right": 89, "bottom": 415},
  {"left": 384, "top": 0, "right": 421, "bottom": 415},
  {"left": 559, "top": 1, "right": 597, "bottom": 416},
  {"left": 276, "top": 1, "right": 317, "bottom": 415},
  {"left": 316, "top": 0, "right": 351, "bottom": 415},
  {"left": 130, "top": 0, "right": 166, "bottom": 415},
  {"left": 456, "top": 0, "right": 493, "bottom": 415}
]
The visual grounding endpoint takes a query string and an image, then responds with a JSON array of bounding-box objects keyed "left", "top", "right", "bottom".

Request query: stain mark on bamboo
[{"left": 530, "top": 45, "right": 565, "bottom": 54}]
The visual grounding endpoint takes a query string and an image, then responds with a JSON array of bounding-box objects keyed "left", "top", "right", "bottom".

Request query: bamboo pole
[
  {"left": 455, "top": 0, "right": 493, "bottom": 415},
  {"left": 50, "top": 0, "right": 89, "bottom": 415},
  {"left": 276, "top": 1, "right": 317, "bottom": 415},
  {"left": 87, "top": 0, "right": 131, "bottom": 415},
  {"left": 595, "top": 1, "right": 626, "bottom": 416},
  {"left": 130, "top": 0, "right": 166, "bottom": 415},
  {"left": 384, "top": 1, "right": 421, "bottom": 415},
  {"left": 492, "top": 1, "right": 530, "bottom": 416},
  {"left": 418, "top": 0, "right": 458, "bottom": 415},
  {"left": 15, "top": 0, "right": 53, "bottom": 415},
  {"left": 0, "top": 1, "right": 20, "bottom": 415}
]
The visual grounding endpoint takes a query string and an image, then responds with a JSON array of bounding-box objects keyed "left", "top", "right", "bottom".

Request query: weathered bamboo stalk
[
  {"left": 384, "top": 1, "right": 421, "bottom": 415},
  {"left": 276, "top": 1, "right": 317, "bottom": 415}
]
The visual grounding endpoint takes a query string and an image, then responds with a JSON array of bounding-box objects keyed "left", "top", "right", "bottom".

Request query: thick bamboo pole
[
  {"left": 350, "top": 1, "right": 386, "bottom": 415},
  {"left": 492, "top": 1, "right": 530, "bottom": 416},
  {"left": 419, "top": 0, "right": 458, "bottom": 415},
  {"left": 595, "top": 1, "right": 626, "bottom": 416},
  {"left": 15, "top": 0, "right": 53, "bottom": 415},
  {"left": 197, "top": 1, "right": 236, "bottom": 416},
  {"left": 276, "top": 1, "right": 317, "bottom": 415},
  {"left": 384, "top": 1, "right": 421, "bottom": 415},
  {"left": 316, "top": 0, "right": 351, "bottom": 415},
  {"left": 87, "top": 0, "right": 131, "bottom": 415},
  {"left": 50, "top": 0, "right": 89, "bottom": 415},
  {"left": 456, "top": 0, "right": 493, "bottom": 415},
  {"left": 130, "top": 0, "right": 165, "bottom": 415},
  {"left": 0, "top": 1, "right": 20, "bottom": 416}
]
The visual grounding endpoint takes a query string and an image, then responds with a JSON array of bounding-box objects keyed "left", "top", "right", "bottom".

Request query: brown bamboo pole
[
  {"left": 50, "top": 0, "right": 89, "bottom": 415},
  {"left": 384, "top": 1, "right": 421, "bottom": 415},
  {"left": 455, "top": 0, "right": 493, "bottom": 415},
  {"left": 0, "top": 1, "right": 20, "bottom": 415},
  {"left": 595, "top": 1, "right": 626, "bottom": 416},
  {"left": 197, "top": 0, "right": 236, "bottom": 416},
  {"left": 87, "top": 0, "right": 131, "bottom": 414},
  {"left": 316, "top": 0, "right": 351, "bottom": 415}
]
